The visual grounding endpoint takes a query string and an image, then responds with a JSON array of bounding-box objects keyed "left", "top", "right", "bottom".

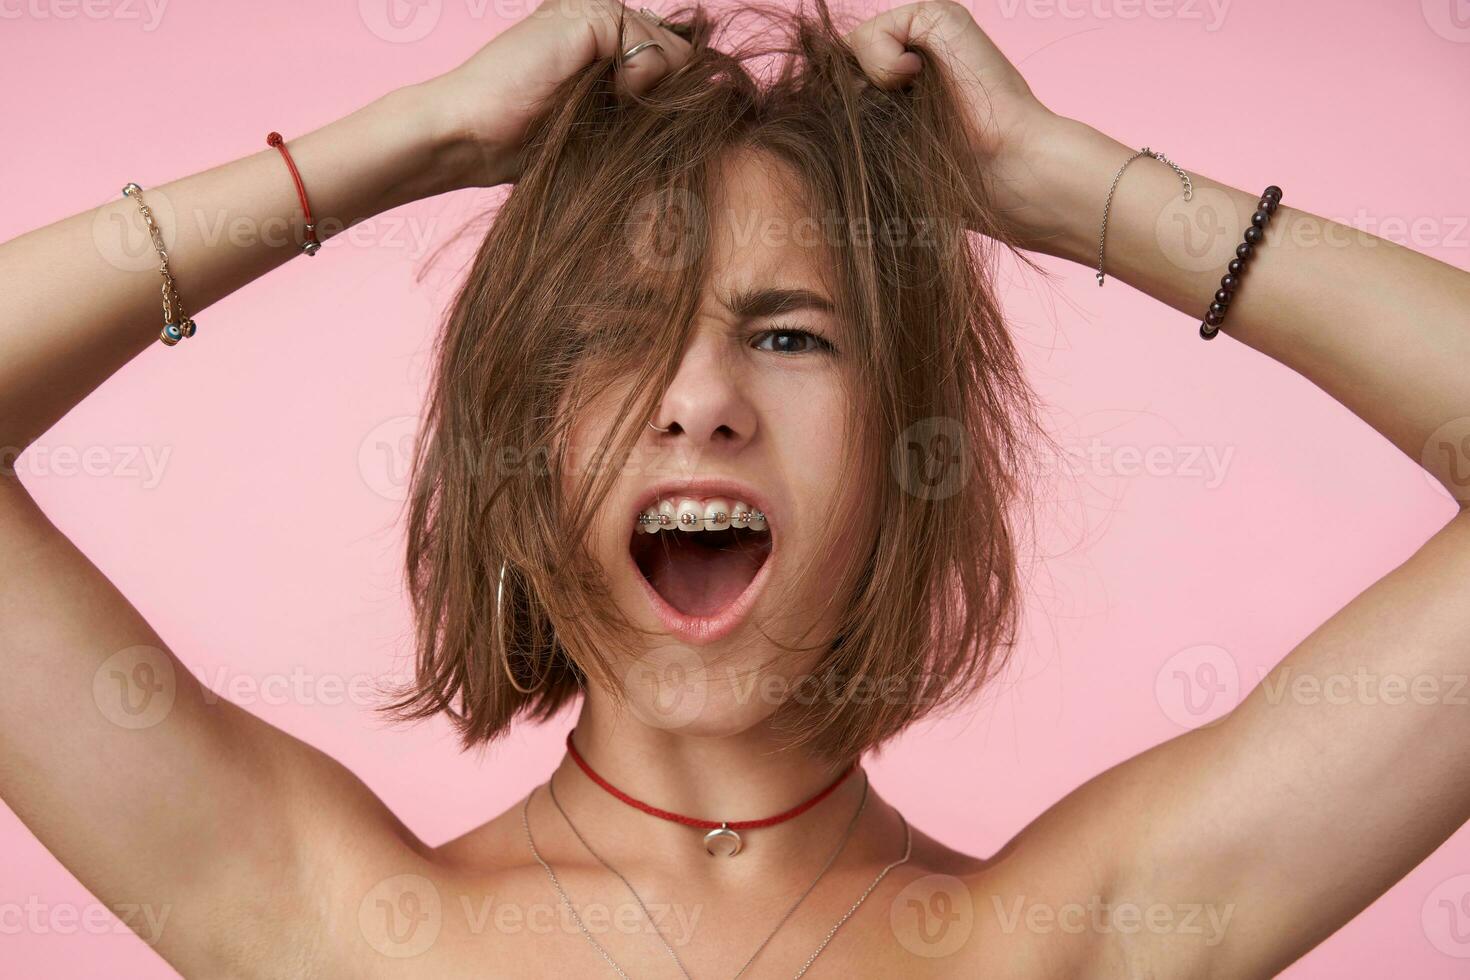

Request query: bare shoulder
[{"left": 303, "top": 791, "right": 1128, "bottom": 979}]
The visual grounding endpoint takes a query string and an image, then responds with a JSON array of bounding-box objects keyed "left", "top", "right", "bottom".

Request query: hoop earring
[{"left": 497, "top": 560, "right": 550, "bottom": 695}]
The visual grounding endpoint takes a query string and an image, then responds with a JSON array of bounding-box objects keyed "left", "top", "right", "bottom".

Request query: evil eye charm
[
  {"left": 181, "top": 318, "right": 197, "bottom": 339},
  {"left": 160, "top": 322, "right": 183, "bottom": 346}
]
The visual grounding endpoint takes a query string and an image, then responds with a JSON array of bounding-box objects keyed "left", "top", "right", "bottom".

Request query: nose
[{"left": 648, "top": 330, "right": 757, "bottom": 454}]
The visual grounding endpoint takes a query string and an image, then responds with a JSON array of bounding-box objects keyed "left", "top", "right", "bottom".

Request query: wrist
[
  {"left": 998, "top": 113, "right": 1128, "bottom": 266},
  {"left": 371, "top": 83, "right": 514, "bottom": 200},
  {"left": 392, "top": 79, "right": 520, "bottom": 192}
]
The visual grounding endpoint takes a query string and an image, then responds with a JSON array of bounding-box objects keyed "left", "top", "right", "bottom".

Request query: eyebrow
[{"left": 719, "top": 285, "right": 836, "bottom": 320}]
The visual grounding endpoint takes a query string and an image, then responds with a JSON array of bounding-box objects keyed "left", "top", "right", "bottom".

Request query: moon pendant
[{"left": 704, "top": 824, "right": 742, "bottom": 857}]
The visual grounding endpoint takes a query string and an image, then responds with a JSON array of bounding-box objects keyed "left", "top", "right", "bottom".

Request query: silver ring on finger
[{"left": 622, "top": 39, "right": 664, "bottom": 61}]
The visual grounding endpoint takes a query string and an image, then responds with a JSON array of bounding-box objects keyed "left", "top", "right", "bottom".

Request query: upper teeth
[{"left": 636, "top": 497, "right": 767, "bottom": 534}]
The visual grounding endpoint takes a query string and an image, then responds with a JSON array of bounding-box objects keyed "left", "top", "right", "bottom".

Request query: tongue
[{"left": 645, "top": 537, "right": 765, "bottom": 617}]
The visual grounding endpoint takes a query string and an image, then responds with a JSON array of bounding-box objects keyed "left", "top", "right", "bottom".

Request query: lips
[{"left": 625, "top": 481, "right": 777, "bottom": 644}]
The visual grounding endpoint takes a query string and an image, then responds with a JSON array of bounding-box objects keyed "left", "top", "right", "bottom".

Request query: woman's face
[{"left": 564, "top": 147, "right": 876, "bottom": 735}]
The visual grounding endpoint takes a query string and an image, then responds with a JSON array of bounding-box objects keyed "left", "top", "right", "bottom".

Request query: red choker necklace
[{"left": 563, "top": 729, "right": 858, "bottom": 857}]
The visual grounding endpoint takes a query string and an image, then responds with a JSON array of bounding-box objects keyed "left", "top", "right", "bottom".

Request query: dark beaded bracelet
[{"left": 1200, "top": 185, "right": 1282, "bottom": 340}]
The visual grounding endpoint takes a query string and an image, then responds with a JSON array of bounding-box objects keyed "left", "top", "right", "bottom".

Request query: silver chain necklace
[{"left": 521, "top": 768, "right": 912, "bottom": 979}]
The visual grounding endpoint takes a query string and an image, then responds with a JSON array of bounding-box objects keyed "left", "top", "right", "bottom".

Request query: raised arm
[
  {"left": 0, "top": 84, "right": 469, "bottom": 978},
  {"left": 847, "top": 3, "right": 1470, "bottom": 975},
  {"left": 1016, "top": 115, "right": 1470, "bottom": 976},
  {"left": 0, "top": 3, "right": 691, "bottom": 974},
  {"left": 0, "top": 91, "right": 461, "bottom": 454}
]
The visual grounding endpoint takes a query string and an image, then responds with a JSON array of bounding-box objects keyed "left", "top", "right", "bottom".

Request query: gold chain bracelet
[{"left": 122, "top": 182, "right": 196, "bottom": 347}]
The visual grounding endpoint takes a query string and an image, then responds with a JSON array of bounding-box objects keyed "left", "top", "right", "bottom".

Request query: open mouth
[{"left": 630, "top": 498, "right": 774, "bottom": 620}]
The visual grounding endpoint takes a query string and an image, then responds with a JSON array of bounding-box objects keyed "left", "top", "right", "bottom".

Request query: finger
[
  {"left": 592, "top": 3, "right": 691, "bottom": 99},
  {"left": 630, "top": 4, "right": 693, "bottom": 55},
  {"left": 622, "top": 7, "right": 694, "bottom": 96},
  {"left": 846, "top": 5, "right": 926, "bottom": 90}
]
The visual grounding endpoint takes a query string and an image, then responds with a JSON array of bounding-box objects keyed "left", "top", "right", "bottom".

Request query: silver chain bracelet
[{"left": 1096, "top": 147, "right": 1193, "bottom": 286}]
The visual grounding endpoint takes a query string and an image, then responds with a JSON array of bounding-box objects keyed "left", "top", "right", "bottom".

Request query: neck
[{"left": 545, "top": 695, "right": 877, "bottom": 888}]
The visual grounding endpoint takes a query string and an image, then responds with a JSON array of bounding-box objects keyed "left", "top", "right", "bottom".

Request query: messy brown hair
[{"left": 388, "top": 0, "right": 1046, "bottom": 765}]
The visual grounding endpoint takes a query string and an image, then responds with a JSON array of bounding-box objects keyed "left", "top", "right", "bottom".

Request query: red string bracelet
[{"left": 265, "top": 132, "right": 321, "bottom": 256}]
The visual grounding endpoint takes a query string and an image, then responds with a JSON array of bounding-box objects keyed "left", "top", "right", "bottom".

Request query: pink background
[{"left": 4, "top": 0, "right": 1468, "bottom": 975}]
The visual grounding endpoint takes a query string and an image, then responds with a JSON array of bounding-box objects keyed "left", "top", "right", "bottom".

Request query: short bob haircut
[{"left": 388, "top": 0, "right": 1047, "bottom": 765}]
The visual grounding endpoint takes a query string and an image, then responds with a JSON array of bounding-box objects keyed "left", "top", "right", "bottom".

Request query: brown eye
[{"left": 752, "top": 328, "right": 836, "bottom": 355}]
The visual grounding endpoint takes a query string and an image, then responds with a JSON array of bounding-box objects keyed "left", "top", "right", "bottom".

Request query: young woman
[{"left": 2, "top": 1, "right": 1467, "bottom": 976}]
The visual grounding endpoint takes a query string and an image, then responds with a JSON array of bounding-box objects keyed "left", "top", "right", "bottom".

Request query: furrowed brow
[{"left": 720, "top": 285, "right": 836, "bottom": 320}]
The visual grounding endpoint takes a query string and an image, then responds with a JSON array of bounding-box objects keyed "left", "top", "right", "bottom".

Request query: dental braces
[{"left": 637, "top": 509, "right": 767, "bottom": 529}]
